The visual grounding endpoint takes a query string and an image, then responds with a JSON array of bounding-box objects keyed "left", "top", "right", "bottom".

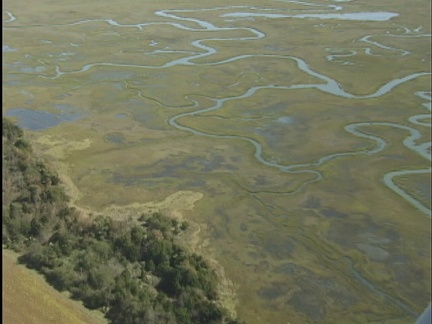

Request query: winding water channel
[
  {"left": 3, "top": 0, "right": 431, "bottom": 323},
  {"left": 5, "top": 3, "right": 430, "bottom": 217}
]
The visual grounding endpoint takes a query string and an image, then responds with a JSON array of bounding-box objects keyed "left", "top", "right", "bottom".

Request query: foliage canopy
[{"left": 2, "top": 117, "right": 243, "bottom": 324}]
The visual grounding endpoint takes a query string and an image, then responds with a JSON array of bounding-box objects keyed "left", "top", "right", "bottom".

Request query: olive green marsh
[{"left": 3, "top": 0, "right": 431, "bottom": 323}]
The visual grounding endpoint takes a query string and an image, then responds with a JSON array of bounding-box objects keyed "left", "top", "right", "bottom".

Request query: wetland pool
[{"left": 2, "top": 0, "right": 431, "bottom": 323}]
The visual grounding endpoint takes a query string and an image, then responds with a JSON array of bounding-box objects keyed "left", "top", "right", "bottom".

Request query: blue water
[{"left": 4, "top": 106, "right": 83, "bottom": 131}]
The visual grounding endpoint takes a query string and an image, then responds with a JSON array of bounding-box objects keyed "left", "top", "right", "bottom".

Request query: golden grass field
[{"left": 2, "top": 249, "right": 107, "bottom": 324}]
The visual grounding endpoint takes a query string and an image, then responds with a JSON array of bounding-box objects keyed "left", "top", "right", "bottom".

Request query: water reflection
[
  {"left": 5, "top": 105, "right": 83, "bottom": 131},
  {"left": 222, "top": 12, "right": 399, "bottom": 21}
]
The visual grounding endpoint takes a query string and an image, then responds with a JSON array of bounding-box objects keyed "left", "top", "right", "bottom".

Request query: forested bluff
[{"left": 2, "top": 117, "right": 243, "bottom": 324}]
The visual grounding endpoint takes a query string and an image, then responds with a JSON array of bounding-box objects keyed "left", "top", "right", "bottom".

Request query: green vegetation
[{"left": 2, "top": 117, "right": 243, "bottom": 324}]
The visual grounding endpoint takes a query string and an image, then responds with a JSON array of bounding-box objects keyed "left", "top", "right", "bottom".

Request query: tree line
[{"left": 2, "top": 117, "right": 243, "bottom": 324}]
